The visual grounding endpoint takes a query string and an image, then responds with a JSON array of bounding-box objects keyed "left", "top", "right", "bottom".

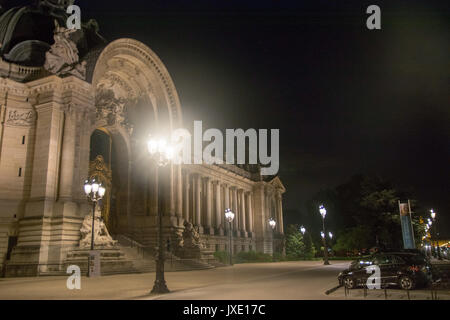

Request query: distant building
[{"left": 0, "top": 1, "right": 285, "bottom": 276}]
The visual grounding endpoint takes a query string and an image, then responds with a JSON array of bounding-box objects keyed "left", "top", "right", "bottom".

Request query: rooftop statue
[{"left": 43, "top": 20, "right": 86, "bottom": 79}]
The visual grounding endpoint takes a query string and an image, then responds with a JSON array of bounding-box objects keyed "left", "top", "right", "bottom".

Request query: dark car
[{"left": 338, "top": 252, "right": 432, "bottom": 290}]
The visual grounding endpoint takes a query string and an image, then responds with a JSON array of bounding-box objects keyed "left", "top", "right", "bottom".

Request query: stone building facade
[{"left": 0, "top": 1, "right": 285, "bottom": 276}]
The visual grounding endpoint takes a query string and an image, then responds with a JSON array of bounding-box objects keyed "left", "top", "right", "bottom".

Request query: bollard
[
  {"left": 407, "top": 289, "right": 410, "bottom": 300},
  {"left": 384, "top": 286, "right": 387, "bottom": 300}
]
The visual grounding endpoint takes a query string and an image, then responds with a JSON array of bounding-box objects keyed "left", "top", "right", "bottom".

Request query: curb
[{"left": 325, "top": 284, "right": 342, "bottom": 295}]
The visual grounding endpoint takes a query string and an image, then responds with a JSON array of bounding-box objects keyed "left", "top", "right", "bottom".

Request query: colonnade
[{"left": 181, "top": 170, "right": 255, "bottom": 237}]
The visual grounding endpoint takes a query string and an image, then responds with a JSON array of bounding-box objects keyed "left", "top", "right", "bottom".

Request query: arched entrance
[
  {"left": 89, "top": 128, "right": 130, "bottom": 234},
  {"left": 88, "top": 38, "right": 183, "bottom": 243}
]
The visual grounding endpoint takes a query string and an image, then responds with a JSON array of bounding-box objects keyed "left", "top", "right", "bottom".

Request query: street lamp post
[
  {"left": 269, "top": 218, "right": 276, "bottom": 254},
  {"left": 147, "top": 135, "right": 174, "bottom": 294},
  {"left": 427, "top": 219, "right": 433, "bottom": 257},
  {"left": 225, "top": 208, "right": 235, "bottom": 265},
  {"left": 430, "top": 209, "right": 441, "bottom": 260},
  {"left": 83, "top": 178, "right": 106, "bottom": 277},
  {"left": 319, "top": 205, "right": 330, "bottom": 265}
]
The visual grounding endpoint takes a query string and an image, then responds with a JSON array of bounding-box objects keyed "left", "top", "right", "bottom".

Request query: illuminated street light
[
  {"left": 269, "top": 218, "right": 277, "bottom": 256},
  {"left": 430, "top": 209, "right": 436, "bottom": 219},
  {"left": 224, "top": 208, "right": 235, "bottom": 265},
  {"left": 319, "top": 204, "right": 330, "bottom": 265},
  {"left": 300, "top": 226, "right": 306, "bottom": 235},
  {"left": 83, "top": 177, "right": 106, "bottom": 277},
  {"left": 319, "top": 205, "right": 327, "bottom": 218},
  {"left": 147, "top": 136, "right": 174, "bottom": 167},
  {"left": 269, "top": 218, "right": 277, "bottom": 230},
  {"left": 429, "top": 209, "right": 441, "bottom": 260},
  {"left": 147, "top": 134, "right": 174, "bottom": 294},
  {"left": 320, "top": 231, "right": 325, "bottom": 238},
  {"left": 329, "top": 232, "right": 333, "bottom": 239}
]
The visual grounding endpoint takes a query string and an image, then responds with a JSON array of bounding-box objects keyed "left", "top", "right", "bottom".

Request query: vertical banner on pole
[
  {"left": 89, "top": 250, "right": 101, "bottom": 277},
  {"left": 399, "top": 201, "right": 415, "bottom": 249}
]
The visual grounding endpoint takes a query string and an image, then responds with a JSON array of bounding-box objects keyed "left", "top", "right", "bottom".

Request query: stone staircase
[
  {"left": 64, "top": 247, "right": 139, "bottom": 276},
  {"left": 114, "top": 234, "right": 223, "bottom": 273}
]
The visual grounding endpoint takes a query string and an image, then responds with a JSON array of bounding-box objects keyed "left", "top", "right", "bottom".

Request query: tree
[
  {"left": 303, "top": 232, "right": 316, "bottom": 259},
  {"left": 307, "top": 174, "right": 420, "bottom": 250},
  {"left": 285, "top": 224, "right": 316, "bottom": 259},
  {"left": 332, "top": 226, "right": 372, "bottom": 255}
]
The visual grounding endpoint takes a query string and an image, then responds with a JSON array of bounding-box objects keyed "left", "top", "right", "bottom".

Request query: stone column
[
  {"left": 246, "top": 192, "right": 253, "bottom": 235},
  {"left": 175, "top": 164, "right": 182, "bottom": 219},
  {"left": 231, "top": 187, "right": 238, "bottom": 231},
  {"left": 265, "top": 188, "right": 271, "bottom": 229},
  {"left": 223, "top": 184, "right": 230, "bottom": 230},
  {"left": 182, "top": 170, "right": 190, "bottom": 222},
  {"left": 58, "top": 107, "right": 76, "bottom": 201},
  {"left": 127, "top": 160, "right": 133, "bottom": 233},
  {"left": 168, "top": 163, "right": 175, "bottom": 216},
  {"left": 195, "top": 174, "right": 202, "bottom": 232},
  {"left": 149, "top": 162, "right": 159, "bottom": 217},
  {"left": 276, "top": 193, "right": 284, "bottom": 234},
  {"left": 224, "top": 184, "right": 230, "bottom": 209},
  {"left": 239, "top": 189, "right": 246, "bottom": 236},
  {"left": 214, "top": 181, "right": 222, "bottom": 232},
  {"left": 252, "top": 183, "right": 271, "bottom": 254},
  {"left": 204, "top": 176, "right": 212, "bottom": 234},
  {"left": 27, "top": 102, "right": 64, "bottom": 206}
]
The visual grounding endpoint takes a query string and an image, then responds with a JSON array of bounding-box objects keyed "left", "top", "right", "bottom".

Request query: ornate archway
[{"left": 88, "top": 38, "right": 183, "bottom": 235}]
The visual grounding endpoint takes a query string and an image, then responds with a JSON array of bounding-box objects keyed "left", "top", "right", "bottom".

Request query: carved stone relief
[{"left": 6, "top": 109, "right": 34, "bottom": 126}]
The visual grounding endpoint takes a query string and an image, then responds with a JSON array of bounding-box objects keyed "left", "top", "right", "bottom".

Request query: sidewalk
[{"left": 329, "top": 286, "right": 450, "bottom": 300}]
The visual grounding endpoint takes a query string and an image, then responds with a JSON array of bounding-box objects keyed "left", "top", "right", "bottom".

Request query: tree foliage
[
  {"left": 285, "top": 224, "right": 316, "bottom": 259},
  {"left": 332, "top": 226, "right": 372, "bottom": 255},
  {"left": 305, "top": 174, "right": 423, "bottom": 252}
]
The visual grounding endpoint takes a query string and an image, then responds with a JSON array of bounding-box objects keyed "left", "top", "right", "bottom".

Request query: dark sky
[{"left": 8, "top": 1, "right": 449, "bottom": 234}]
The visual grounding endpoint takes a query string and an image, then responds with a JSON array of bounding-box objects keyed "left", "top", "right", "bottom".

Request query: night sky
[{"left": 7, "top": 1, "right": 449, "bottom": 234}]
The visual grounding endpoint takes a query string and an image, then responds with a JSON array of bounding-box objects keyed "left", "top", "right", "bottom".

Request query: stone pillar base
[{"left": 196, "top": 225, "right": 204, "bottom": 234}]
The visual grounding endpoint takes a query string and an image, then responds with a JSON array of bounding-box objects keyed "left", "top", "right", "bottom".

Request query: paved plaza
[{"left": 1, "top": 260, "right": 449, "bottom": 300}]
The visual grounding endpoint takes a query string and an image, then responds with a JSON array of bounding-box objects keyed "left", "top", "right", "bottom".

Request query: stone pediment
[{"left": 268, "top": 176, "right": 286, "bottom": 193}]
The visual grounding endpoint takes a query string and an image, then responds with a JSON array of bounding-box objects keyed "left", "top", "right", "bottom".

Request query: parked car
[{"left": 338, "top": 252, "right": 432, "bottom": 290}]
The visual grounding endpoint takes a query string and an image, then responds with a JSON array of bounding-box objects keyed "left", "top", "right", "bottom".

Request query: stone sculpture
[
  {"left": 182, "top": 221, "right": 204, "bottom": 250},
  {"left": 79, "top": 204, "right": 117, "bottom": 248},
  {"left": 43, "top": 20, "right": 86, "bottom": 79}
]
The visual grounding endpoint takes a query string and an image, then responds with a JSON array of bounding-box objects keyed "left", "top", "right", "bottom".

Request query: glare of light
[
  {"left": 268, "top": 218, "right": 276, "bottom": 230},
  {"left": 157, "top": 138, "right": 167, "bottom": 153},
  {"left": 224, "top": 208, "right": 235, "bottom": 222},
  {"left": 430, "top": 209, "right": 436, "bottom": 219},
  {"left": 319, "top": 205, "right": 327, "bottom": 218},
  {"left": 84, "top": 180, "right": 92, "bottom": 195},
  {"left": 98, "top": 185, "right": 106, "bottom": 197},
  {"left": 321, "top": 231, "right": 325, "bottom": 238},
  {"left": 165, "top": 146, "right": 174, "bottom": 160},
  {"left": 92, "top": 182, "right": 99, "bottom": 193},
  {"left": 147, "top": 139, "right": 158, "bottom": 155}
]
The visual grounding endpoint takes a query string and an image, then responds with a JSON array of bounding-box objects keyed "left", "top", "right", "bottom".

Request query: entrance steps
[{"left": 115, "top": 234, "right": 221, "bottom": 273}]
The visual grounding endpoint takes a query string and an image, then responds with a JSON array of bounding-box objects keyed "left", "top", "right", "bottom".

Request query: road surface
[{"left": 0, "top": 260, "right": 349, "bottom": 300}]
